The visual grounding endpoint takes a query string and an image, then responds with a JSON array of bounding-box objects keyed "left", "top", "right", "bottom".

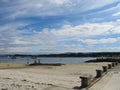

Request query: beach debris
[
  {"left": 114, "top": 71, "right": 119, "bottom": 74},
  {"left": 16, "top": 84, "right": 22, "bottom": 87},
  {"left": 1, "top": 88, "right": 8, "bottom": 90},
  {"left": 33, "top": 88, "right": 37, "bottom": 90},
  {"left": 3, "top": 77, "right": 11, "bottom": 79},
  {"left": 21, "top": 79, "right": 28, "bottom": 82},
  {"left": 32, "top": 86, "right": 34, "bottom": 88},
  {"left": 25, "top": 85, "right": 31, "bottom": 89}
]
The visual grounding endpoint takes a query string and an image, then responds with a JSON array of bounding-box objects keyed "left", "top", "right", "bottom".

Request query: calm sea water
[{"left": 0, "top": 56, "right": 95, "bottom": 64}]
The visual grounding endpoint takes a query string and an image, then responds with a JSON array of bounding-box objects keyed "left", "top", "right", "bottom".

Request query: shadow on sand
[
  {"left": 73, "top": 86, "right": 85, "bottom": 90},
  {"left": 29, "top": 63, "right": 65, "bottom": 66}
]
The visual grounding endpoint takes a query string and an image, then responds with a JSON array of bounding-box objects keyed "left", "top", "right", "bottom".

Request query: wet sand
[
  {"left": 0, "top": 62, "right": 27, "bottom": 69},
  {"left": 0, "top": 62, "right": 111, "bottom": 90}
]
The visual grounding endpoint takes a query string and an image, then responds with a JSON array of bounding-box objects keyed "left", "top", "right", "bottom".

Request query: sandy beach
[{"left": 0, "top": 62, "right": 111, "bottom": 90}]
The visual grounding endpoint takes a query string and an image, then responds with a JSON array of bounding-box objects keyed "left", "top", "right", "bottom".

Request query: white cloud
[
  {"left": 1, "top": 0, "right": 120, "bottom": 54},
  {"left": 90, "top": 3, "right": 120, "bottom": 18},
  {"left": 1, "top": 20, "right": 120, "bottom": 54},
  {"left": 112, "top": 26, "right": 120, "bottom": 33},
  {"left": 1, "top": 0, "right": 118, "bottom": 19},
  {"left": 13, "top": 39, "right": 30, "bottom": 45},
  {"left": 112, "top": 12, "right": 120, "bottom": 16},
  {"left": 49, "top": 0, "right": 70, "bottom": 5},
  {"left": 46, "top": 19, "right": 120, "bottom": 38},
  {"left": 0, "top": 22, "right": 28, "bottom": 32},
  {"left": 76, "top": 0, "right": 116, "bottom": 11},
  {"left": 47, "top": 22, "right": 114, "bottom": 37},
  {"left": 107, "top": 3, "right": 120, "bottom": 12},
  {"left": 10, "top": 11, "right": 27, "bottom": 19},
  {"left": 97, "top": 46, "right": 120, "bottom": 52},
  {"left": 81, "top": 38, "right": 118, "bottom": 45},
  {"left": 110, "top": 20, "right": 120, "bottom": 33}
]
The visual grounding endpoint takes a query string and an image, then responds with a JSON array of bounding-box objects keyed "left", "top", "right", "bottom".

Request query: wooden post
[
  {"left": 115, "top": 62, "right": 118, "bottom": 66},
  {"left": 102, "top": 66, "right": 107, "bottom": 72},
  {"left": 112, "top": 63, "right": 115, "bottom": 67},
  {"left": 108, "top": 64, "right": 112, "bottom": 69},
  {"left": 96, "top": 70, "right": 102, "bottom": 77},
  {"left": 80, "top": 75, "right": 92, "bottom": 87},
  {"left": 38, "top": 59, "right": 40, "bottom": 64}
]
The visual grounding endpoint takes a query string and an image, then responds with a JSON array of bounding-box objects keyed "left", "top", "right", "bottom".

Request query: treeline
[
  {"left": 39, "top": 52, "right": 120, "bottom": 57},
  {"left": 4, "top": 52, "right": 120, "bottom": 57}
]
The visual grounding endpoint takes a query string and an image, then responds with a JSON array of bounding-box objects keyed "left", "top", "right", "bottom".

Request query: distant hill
[{"left": 1, "top": 52, "right": 120, "bottom": 57}]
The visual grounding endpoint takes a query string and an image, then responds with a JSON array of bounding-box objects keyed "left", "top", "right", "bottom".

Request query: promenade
[{"left": 89, "top": 64, "right": 120, "bottom": 90}]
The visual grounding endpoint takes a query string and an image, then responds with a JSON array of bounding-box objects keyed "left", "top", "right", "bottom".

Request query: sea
[{"left": 0, "top": 56, "right": 96, "bottom": 64}]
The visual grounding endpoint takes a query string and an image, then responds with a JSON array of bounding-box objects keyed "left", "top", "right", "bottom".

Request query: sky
[{"left": 0, "top": 0, "right": 120, "bottom": 54}]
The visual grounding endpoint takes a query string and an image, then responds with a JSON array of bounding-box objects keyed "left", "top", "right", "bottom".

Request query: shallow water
[{"left": 0, "top": 56, "right": 96, "bottom": 64}]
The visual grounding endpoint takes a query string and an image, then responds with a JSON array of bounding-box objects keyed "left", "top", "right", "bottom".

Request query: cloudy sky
[{"left": 0, "top": 0, "right": 120, "bottom": 54}]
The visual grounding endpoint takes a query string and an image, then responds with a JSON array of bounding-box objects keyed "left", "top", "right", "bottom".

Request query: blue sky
[{"left": 0, "top": 0, "right": 120, "bottom": 54}]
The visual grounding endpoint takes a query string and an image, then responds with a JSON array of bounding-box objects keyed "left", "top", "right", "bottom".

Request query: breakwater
[{"left": 85, "top": 57, "right": 120, "bottom": 63}]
